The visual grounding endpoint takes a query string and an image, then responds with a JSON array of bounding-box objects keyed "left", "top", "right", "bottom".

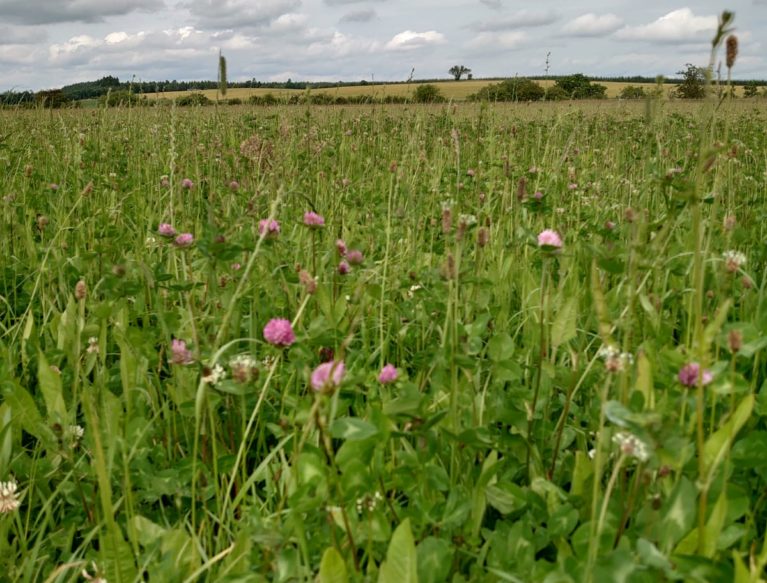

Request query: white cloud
[
  {"left": 615, "top": 8, "right": 717, "bottom": 43},
  {"left": 0, "top": 25, "right": 45, "bottom": 44},
  {"left": 385, "top": 30, "right": 445, "bottom": 51},
  {"left": 0, "top": 0, "right": 162, "bottom": 24},
  {"left": 308, "top": 31, "right": 379, "bottom": 57},
  {"left": 562, "top": 13, "right": 623, "bottom": 37},
  {"left": 470, "top": 10, "right": 557, "bottom": 32}
]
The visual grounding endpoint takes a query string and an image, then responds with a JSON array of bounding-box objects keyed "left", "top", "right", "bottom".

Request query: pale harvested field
[{"left": 146, "top": 79, "right": 752, "bottom": 101}]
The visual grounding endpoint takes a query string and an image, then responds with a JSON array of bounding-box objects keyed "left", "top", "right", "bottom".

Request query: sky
[{"left": 1, "top": 0, "right": 765, "bottom": 92}]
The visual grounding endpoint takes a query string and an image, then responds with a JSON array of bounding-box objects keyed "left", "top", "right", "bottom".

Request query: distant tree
[
  {"left": 743, "top": 82, "right": 759, "bottom": 98},
  {"left": 469, "top": 78, "right": 544, "bottom": 102},
  {"left": 449, "top": 65, "right": 471, "bottom": 81},
  {"left": 176, "top": 92, "right": 213, "bottom": 106},
  {"left": 554, "top": 74, "right": 607, "bottom": 99},
  {"left": 544, "top": 85, "right": 568, "bottom": 101},
  {"left": 100, "top": 90, "right": 143, "bottom": 107},
  {"left": 413, "top": 84, "right": 445, "bottom": 103},
  {"left": 675, "top": 64, "right": 708, "bottom": 99},
  {"left": 619, "top": 85, "right": 646, "bottom": 99},
  {"left": 35, "top": 89, "right": 70, "bottom": 108}
]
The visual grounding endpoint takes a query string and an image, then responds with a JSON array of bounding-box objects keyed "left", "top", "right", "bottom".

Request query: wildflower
[
  {"left": 441, "top": 202, "right": 452, "bottom": 234},
  {"left": 466, "top": 168, "right": 475, "bottom": 177},
  {"left": 174, "top": 233, "right": 194, "bottom": 247},
  {"left": 0, "top": 480, "right": 20, "bottom": 514},
  {"left": 612, "top": 431, "right": 650, "bottom": 462},
  {"left": 604, "top": 221, "right": 616, "bottom": 230},
  {"left": 723, "top": 215, "right": 737, "bottom": 231},
  {"left": 229, "top": 180, "right": 240, "bottom": 191},
  {"left": 299, "top": 269, "right": 317, "bottom": 294},
  {"left": 378, "top": 364, "right": 398, "bottom": 384},
  {"left": 346, "top": 249, "right": 364, "bottom": 265},
  {"left": 181, "top": 178, "right": 194, "bottom": 189},
  {"left": 86, "top": 337, "right": 99, "bottom": 354},
  {"left": 49, "top": 183, "right": 59, "bottom": 191},
  {"left": 728, "top": 330, "right": 743, "bottom": 353},
  {"left": 230, "top": 354, "right": 259, "bottom": 383},
  {"left": 678, "top": 362, "right": 713, "bottom": 387},
  {"left": 263, "top": 318, "right": 296, "bottom": 347},
  {"left": 303, "top": 211, "right": 325, "bottom": 227},
  {"left": 231, "top": 262, "right": 242, "bottom": 271},
  {"left": 311, "top": 360, "right": 345, "bottom": 392},
  {"left": 338, "top": 260, "right": 350, "bottom": 275},
  {"left": 722, "top": 250, "right": 746, "bottom": 273},
  {"left": 597, "top": 345, "right": 633, "bottom": 373},
  {"left": 356, "top": 491, "right": 384, "bottom": 514},
  {"left": 537, "top": 229, "right": 563, "bottom": 249},
  {"left": 201, "top": 364, "right": 226, "bottom": 385},
  {"left": 170, "top": 339, "right": 194, "bottom": 365},
  {"left": 567, "top": 183, "right": 578, "bottom": 190},
  {"left": 258, "top": 219, "right": 280, "bottom": 238},
  {"left": 158, "top": 223, "right": 177, "bottom": 237},
  {"left": 160, "top": 175, "right": 170, "bottom": 188},
  {"left": 335, "top": 239, "right": 347, "bottom": 256},
  {"left": 533, "top": 191, "right": 544, "bottom": 200},
  {"left": 81, "top": 562, "right": 107, "bottom": 583},
  {"left": 74, "top": 280, "right": 87, "bottom": 301},
  {"left": 477, "top": 227, "right": 490, "bottom": 247}
]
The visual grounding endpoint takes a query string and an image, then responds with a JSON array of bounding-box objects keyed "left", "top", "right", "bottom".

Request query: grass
[{"left": 1, "top": 95, "right": 767, "bottom": 582}]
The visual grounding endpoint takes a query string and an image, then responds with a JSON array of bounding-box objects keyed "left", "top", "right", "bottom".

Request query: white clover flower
[
  {"left": 86, "top": 337, "right": 99, "bottom": 354},
  {"left": 0, "top": 480, "right": 20, "bottom": 514},
  {"left": 458, "top": 214, "right": 477, "bottom": 227},
  {"left": 612, "top": 431, "right": 649, "bottom": 462},
  {"left": 230, "top": 355, "right": 259, "bottom": 383},
  {"left": 598, "top": 345, "right": 633, "bottom": 373},
  {"left": 722, "top": 250, "right": 746, "bottom": 273},
  {"left": 201, "top": 364, "right": 226, "bottom": 385}
]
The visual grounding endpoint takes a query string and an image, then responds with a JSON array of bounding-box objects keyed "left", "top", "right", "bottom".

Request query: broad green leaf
[
  {"left": 487, "top": 333, "right": 514, "bottom": 362},
  {"left": 2, "top": 381, "right": 48, "bottom": 441},
  {"left": 551, "top": 296, "right": 578, "bottom": 348},
  {"left": 417, "top": 537, "right": 453, "bottom": 583},
  {"left": 659, "top": 477, "right": 696, "bottom": 552},
  {"left": 129, "top": 515, "right": 167, "bottom": 546},
  {"left": 379, "top": 518, "right": 418, "bottom": 583},
  {"left": 675, "top": 490, "right": 728, "bottom": 557},
  {"left": 733, "top": 550, "right": 750, "bottom": 583},
  {"left": 330, "top": 417, "right": 379, "bottom": 441},
  {"left": 703, "top": 394, "right": 754, "bottom": 476},
  {"left": 319, "top": 547, "right": 348, "bottom": 583},
  {"left": 38, "top": 351, "right": 67, "bottom": 422}
]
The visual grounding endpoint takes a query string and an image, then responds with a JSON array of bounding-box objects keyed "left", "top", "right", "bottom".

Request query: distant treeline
[{"left": 2, "top": 73, "right": 766, "bottom": 107}]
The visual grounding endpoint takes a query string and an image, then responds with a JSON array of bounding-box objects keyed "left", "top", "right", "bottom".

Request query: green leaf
[
  {"left": 379, "top": 518, "right": 418, "bottom": 583},
  {"left": 551, "top": 297, "right": 578, "bottom": 348},
  {"left": 635, "top": 351, "right": 654, "bottom": 409},
  {"left": 330, "top": 417, "right": 379, "bottom": 441},
  {"left": 319, "top": 547, "right": 348, "bottom": 583},
  {"left": 659, "top": 477, "right": 696, "bottom": 552},
  {"left": 487, "top": 333, "right": 514, "bottom": 362},
  {"left": 37, "top": 351, "right": 67, "bottom": 423},
  {"left": 703, "top": 394, "right": 754, "bottom": 476},
  {"left": 417, "top": 537, "right": 453, "bottom": 583}
]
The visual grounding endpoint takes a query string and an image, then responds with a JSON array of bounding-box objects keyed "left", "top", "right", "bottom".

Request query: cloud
[
  {"left": 385, "top": 30, "right": 445, "bottom": 51},
  {"left": 479, "top": 0, "right": 502, "bottom": 9},
  {"left": 308, "top": 31, "right": 379, "bottom": 57},
  {"left": 615, "top": 8, "right": 717, "bottom": 43},
  {"left": 0, "top": 25, "right": 45, "bottom": 44},
  {"left": 324, "top": 0, "right": 383, "bottom": 4},
  {"left": 340, "top": 8, "right": 376, "bottom": 23},
  {"left": 469, "top": 10, "right": 557, "bottom": 32},
  {"left": 466, "top": 31, "right": 526, "bottom": 51},
  {"left": 562, "top": 13, "right": 622, "bottom": 37},
  {"left": 183, "top": 0, "right": 300, "bottom": 28},
  {"left": 0, "top": 0, "right": 163, "bottom": 24}
]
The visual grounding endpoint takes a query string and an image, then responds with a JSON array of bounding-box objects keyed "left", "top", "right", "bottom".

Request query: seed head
[
  {"left": 75, "top": 279, "right": 87, "bottom": 301},
  {"left": 726, "top": 35, "right": 738, "bottom": 69}
]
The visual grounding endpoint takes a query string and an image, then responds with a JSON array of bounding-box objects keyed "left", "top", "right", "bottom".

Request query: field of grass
[
  {"left": 146, "top": 79, "right": 754, "bottom": 101},
  {"left": 1, "top": 96, "right": 767, "bottom": 582}
]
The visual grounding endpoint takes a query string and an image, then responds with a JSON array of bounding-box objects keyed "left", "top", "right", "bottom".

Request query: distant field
[{"left": 145, "top": 79, "right": 751, "bottom": 101}]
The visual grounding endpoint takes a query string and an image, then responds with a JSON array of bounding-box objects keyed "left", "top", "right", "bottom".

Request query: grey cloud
[
  {"left": 0, "top": 0, "right": 163, "bottom": 24},
  {"left": 325, "top": 0, "right": 383, "bottom": 5},
  {"left": 340, "top": 9, "right": 376, "bottom": 23},
  {"left": 479, "top": 0, "right": 502, "bottom": 9},
  {"left": 469, "top": 10, "right": 557, "bottom": 32},
  {"left": 183, "top": 0, "right": 300, "bottom": 28},
  {"left": 0, "top": 25, "right": 46, "bottom": 44}
]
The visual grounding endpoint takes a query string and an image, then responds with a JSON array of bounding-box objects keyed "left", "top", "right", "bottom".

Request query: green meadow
[{"left": 1, "top": 93, "right": 767, "bottom": 582}]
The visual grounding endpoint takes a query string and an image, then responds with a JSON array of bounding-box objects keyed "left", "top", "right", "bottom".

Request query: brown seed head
[
  {"left": 728, "top": 329, "right": 743, "bottom": 353},
  {"left": 726, "top": 35, "right": 738, "bottom": 69}
]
